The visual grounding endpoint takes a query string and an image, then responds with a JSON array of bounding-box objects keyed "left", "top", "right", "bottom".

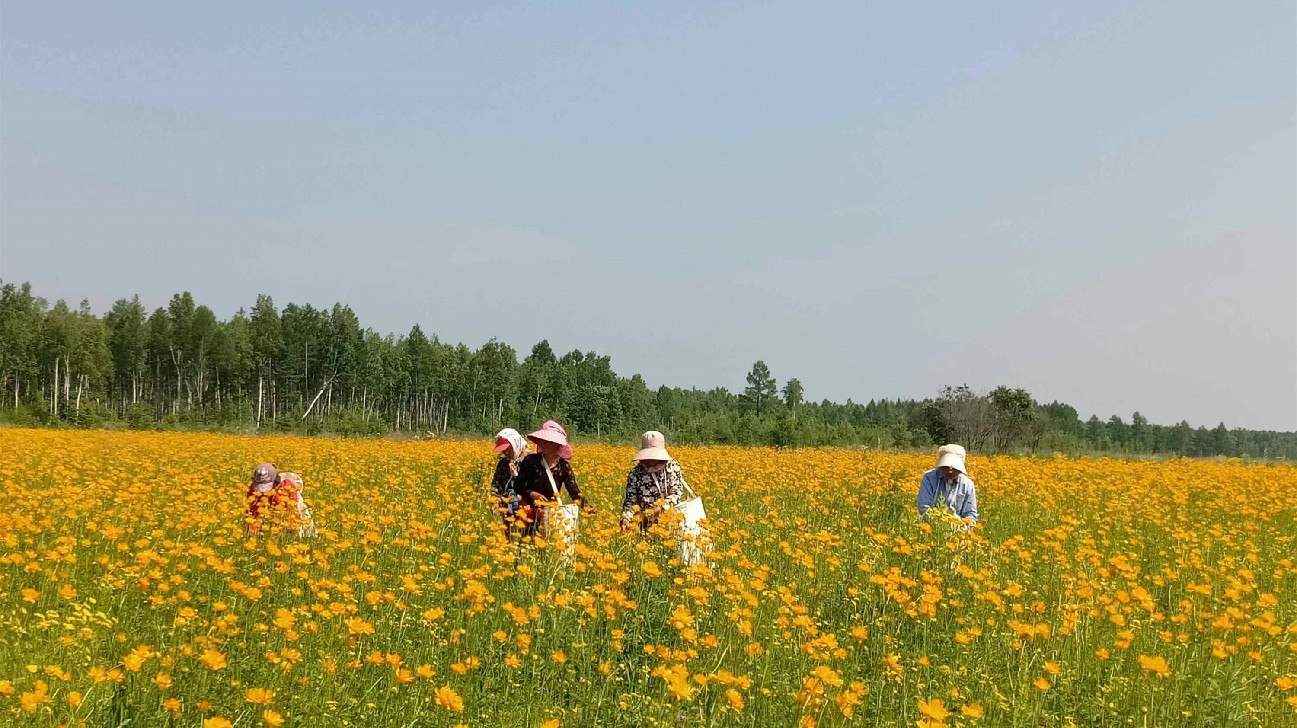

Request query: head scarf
[{"left": 495, "top": 428, "right": 528, "bottom": 463}]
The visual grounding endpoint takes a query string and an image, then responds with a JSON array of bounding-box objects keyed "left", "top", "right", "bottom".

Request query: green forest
[{"left": 1, "top": 280, "right": 1293, "bottom": 459}]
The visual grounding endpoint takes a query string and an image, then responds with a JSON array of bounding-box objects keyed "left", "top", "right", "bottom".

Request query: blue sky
[{"left": 2, "top": 1, "right": 1294, "bottom": 430}]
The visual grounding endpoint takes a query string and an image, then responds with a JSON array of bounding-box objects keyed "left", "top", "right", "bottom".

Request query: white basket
[
  {"left": 671, "top": 484, "right": 708, "bottom": 567},
  {"left": 539, "top": 462, "right": 579, "bottom": 558}
]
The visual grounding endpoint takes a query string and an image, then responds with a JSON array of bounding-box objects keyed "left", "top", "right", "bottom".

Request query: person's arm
[
  {"left": 620, "top": 471, "right": 641, "bottom": 526},
  {"left": 562, "top": 465, "right": 592, "bottom": 510},
  {"left": 917, "top": 471, "right": 936, "bottom": 519},
  {"left": 959, "top": 480, "right": 979, "bottom": 524},
  {"left": 514, "top": 459, "right": 545, "bottom": 504},
  {"left": 490, "top": 458, "right": 511, "bottom": 496}
]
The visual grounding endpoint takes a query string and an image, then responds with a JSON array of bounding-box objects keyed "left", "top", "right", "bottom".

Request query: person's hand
[
  {"left": 583, "top": 501, "right": 597, "bottom": 514},
  {"left": 619, "top": 518, "right": 632, "bottom": 532}
]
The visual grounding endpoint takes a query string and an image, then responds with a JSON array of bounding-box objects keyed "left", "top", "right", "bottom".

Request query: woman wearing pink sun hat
[
  {"left": 620, "top": 430, "right": 690, "bottom": 532},
  {"left": 512, "top": 420, "right": 593, "bottom": 535}
]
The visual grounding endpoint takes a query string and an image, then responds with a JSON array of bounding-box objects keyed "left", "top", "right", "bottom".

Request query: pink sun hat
[
  {"left": 527, "top": 419, "right": 573, "bottom": 460},
  {"left": 632, "top": 430, "right": 671, "bottom": 461}
]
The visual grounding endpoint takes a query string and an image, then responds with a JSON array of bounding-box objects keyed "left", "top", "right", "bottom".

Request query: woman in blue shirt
[{"left": 917, "top": 444, "right": 979, "bottom": 525}]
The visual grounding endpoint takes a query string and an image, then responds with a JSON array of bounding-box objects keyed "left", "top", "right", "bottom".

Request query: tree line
[{"left": 1, "top": 280, "right": 1293, "bottom": 459}]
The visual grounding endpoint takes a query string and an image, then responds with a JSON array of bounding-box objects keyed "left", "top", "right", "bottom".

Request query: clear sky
[{"left": 2, "top": 1, "right": 1294, "bottom": 431}]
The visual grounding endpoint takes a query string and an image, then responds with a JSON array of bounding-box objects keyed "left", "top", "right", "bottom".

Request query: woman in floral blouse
[{"left": 620, "top": 430, "right": 689, "bottom": 532}]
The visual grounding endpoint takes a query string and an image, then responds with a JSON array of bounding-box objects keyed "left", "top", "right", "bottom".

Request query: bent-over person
[
  {"left": 917, "top": 444, "right": 979, "bottom": 525},
  {"left": 620, "top": 430, "right": 689, "bottom": 532},
  {"left": 512, "top": 420, "right": 593, "bottom": 536}
]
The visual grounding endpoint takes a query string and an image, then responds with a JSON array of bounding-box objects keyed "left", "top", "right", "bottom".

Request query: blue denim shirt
[{"left": 917, "top": 468, "right": 979, "bottom": 523}]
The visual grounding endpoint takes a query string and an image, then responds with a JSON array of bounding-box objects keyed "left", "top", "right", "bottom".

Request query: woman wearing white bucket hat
[
  {"left": 917, "top": 444, "right": 979, "bottom": 525},
  {"left": 620, "top": 431, "right": 690, "bottom": 532}
]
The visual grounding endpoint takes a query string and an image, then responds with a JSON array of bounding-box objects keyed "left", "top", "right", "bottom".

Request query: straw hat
[
  {"left": 632, "top": 431, "right": 671, "bottom": 461},
  {"left": 935, "top": 444, "right": 967, "bottom": 474},
  {"left": 527, "top": 420, "right": 573, "bottom": 460}
]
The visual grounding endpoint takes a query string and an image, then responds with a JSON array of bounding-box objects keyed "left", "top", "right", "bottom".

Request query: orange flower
[
  {"left": 198, "top": 649, "right": 227, "bottom": 671},
  {"left": 435, "top": 685, "right": 465, "bottom": 712},
  {"left": 346, "top": 617, "right": 375, "bottom": 635},
  {"left": 263, "top": 709, "right": 285, "bottom": 727},
  {"left": 918, "top": 697, "right": 950, "bottom": 721},
  {"left": 726, "top": 688, "right": 744, "bottom": 710},
  {"left": 203, "top": 718, "right": 233, "bottom": 728},
  {"left": 20, "top": 680, "right": 49, "bottom": 712},
  {"left": 246, "top": 687, "right": 274, "bottom": 704},
  {"left": 1138, "top": 655, "right": 1171, "bottom": 677}
]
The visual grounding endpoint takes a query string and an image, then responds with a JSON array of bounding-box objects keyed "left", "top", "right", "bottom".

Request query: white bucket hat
[
  {"left": 935, "top": 444, "right": 967, "bottom": 474},
  {"left": 632, "top": 431, "right": 672, "bottom": 461}
]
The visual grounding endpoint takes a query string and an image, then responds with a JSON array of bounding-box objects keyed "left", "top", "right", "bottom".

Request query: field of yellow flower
[{"left": 1, "top": 429, "right": 1294, "bottom": 727}]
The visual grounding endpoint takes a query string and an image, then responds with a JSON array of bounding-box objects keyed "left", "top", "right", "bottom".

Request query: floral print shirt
[{"left": 620, "top": 460, "right": 688, "bottom": 523}]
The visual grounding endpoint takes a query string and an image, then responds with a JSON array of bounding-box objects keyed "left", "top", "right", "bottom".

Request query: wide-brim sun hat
[
  {"left": 935, "top": 444, "right": 967, "bottom": 474},
  {"left": 527, "top": 420, "right": 573, "bottom": 460},
  {"left": 632, "top": 430, "right": 671, "bottom": 461}
]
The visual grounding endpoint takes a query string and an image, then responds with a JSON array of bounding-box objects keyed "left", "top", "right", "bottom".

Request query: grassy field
[{"left": 0, "top": 429, "right": 1294, "bottom": 727}]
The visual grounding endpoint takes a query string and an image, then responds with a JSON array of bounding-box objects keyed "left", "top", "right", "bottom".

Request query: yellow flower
[
  {"left": 154, "top": 672, "right": 173, "bottom": 690},
  {"left": 1043, "top": 661, "right": 1060, "bottom": 675},
  {"left": 961, "top": 703, "right": 984, "bottom": 719},
  {"left": 918, "top": 697, "right": 950, "bottom": 721},
  {"left": 435, "top": 685, "right": 465, "bottom": 712},
  {"left": 203, "top": 718, "right": 233, "bottom": 728},
  {"left": 263, "top": 709, "right": 285, "bottom": 727},
  {"left": 67, "top": 691, "right": 83, "bottom": 707},
  {"left": 540, "top": 721, "right": 561, "bottom": 728},
  {"left": 1138, "top": 655, "right": 1171, "bottom": 677},
  {"left": 346, "top": 617, "right": 375, "bottom": 635},
  {"left": 552, "top": 650, "right": 567, "bottom": 664},
  {"left": 20, "top": 680, "right": 49, "bottom": 712},
  {"left": 1033, "top": 677, "right": 1050, "bottom": 691},
  {"left": 246, "top": 687, "right": 274, "bottom": 704},
  {"left": 163, "top": 698, "right": 182, "bottom": 713},
  {"left": 199, "top": 649, "right": 227, "bottom": 671},
  {"left": 726, "top": 688, "right": 744, "bottom": 710},
  {"left": 642, "top": 561, "right": 662, "bottom": 578}
]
